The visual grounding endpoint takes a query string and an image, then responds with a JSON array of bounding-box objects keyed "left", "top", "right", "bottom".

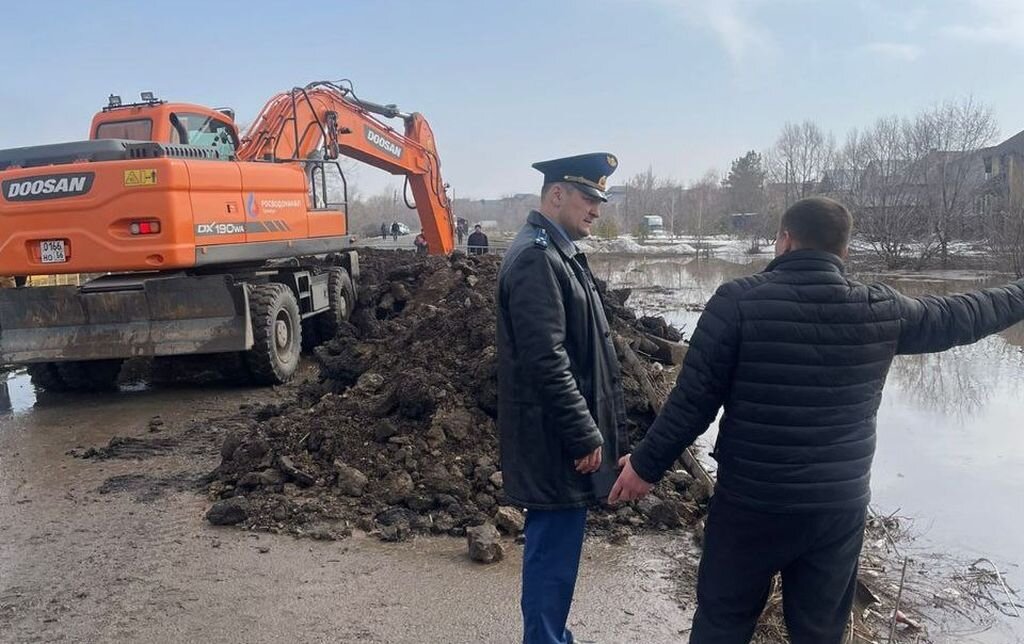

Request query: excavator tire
[
  {"left": 56, "top": 359, "right": 123, "bottom": 391},
  {"left": 27, "top": 363, "right": 70, "bottom": 393},
  {"left": 245, "top": 283, "right": 302, "bottom": 385},
  {"left": 316, "top": 268, "right": 355, "bottom": 341}
]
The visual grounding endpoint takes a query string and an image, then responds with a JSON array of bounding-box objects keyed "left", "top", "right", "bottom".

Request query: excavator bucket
[{"left": 0, "top": 274, "right": 251, "bottom": 363}]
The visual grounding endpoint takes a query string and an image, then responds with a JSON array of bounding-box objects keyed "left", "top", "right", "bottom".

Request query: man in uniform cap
[{"left": 497, "top": 153, "right": 627, "bottom": 644}]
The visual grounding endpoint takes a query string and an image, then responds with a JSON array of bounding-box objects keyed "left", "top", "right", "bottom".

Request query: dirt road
[{"left": 0, "top": 367, "right": 693, "bottom": 644}]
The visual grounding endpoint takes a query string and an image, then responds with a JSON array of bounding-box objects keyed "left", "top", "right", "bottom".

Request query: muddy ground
[{"left": 0, "top": 365, "right": 697, "bottom": 644}]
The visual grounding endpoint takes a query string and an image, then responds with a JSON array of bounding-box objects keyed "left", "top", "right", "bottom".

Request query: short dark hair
[
  {"left": 540, "top": 181, "right": 576, "bottom": 199},
  {"left": 779, "top": 197, "right": 853, "bottom": 255}
]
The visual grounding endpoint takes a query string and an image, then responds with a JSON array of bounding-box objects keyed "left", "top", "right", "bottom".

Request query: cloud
[
  {"left": 863, "top": 42, "right": 923, "bottom": 61},
  {"left": 942, "top": 0, "right": 1024, "bottom": 49},
  {"left": 640, "top": 0, "right": 775, "bottom": 63}
]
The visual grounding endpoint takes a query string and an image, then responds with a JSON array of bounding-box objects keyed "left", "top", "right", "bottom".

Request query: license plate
[{"left": 40, "top": 239, "right": 67, "bottom": 263}]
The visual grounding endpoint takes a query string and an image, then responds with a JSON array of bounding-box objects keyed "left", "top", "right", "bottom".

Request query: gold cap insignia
[{"left": 607, "top": 155, "right": 617, "bottom": 168}]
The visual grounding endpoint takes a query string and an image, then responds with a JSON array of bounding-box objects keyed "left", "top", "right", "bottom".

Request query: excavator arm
[{"left": 237, "top": 82, "right": 455, "bottom": 254}]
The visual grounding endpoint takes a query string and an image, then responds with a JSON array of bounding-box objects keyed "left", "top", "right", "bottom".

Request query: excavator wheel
[
  {"left": 27, "top": 363, "right": 70, "bottom": 393},
  {"left": 56, "top": 359, "right": 123, "bottom": 391},
  {"left": 317, "top": 268, "right": 356, "bottom": 341},
  {"left": 245, "top": 283, "right": 302, "bottom": 384}
]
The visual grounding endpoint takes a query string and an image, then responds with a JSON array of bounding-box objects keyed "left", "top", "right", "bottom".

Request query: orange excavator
[{"left": 0, "top": 80, "right": 455, "bottom": 390}]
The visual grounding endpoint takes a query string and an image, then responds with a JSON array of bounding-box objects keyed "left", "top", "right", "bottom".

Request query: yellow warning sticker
[{"left": 123, "top": 169, "right": 157, "bottom": 187}]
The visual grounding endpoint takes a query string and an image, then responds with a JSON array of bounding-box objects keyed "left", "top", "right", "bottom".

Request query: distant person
[
  {"left": 380, "top": 222, "right": 388, "bottom": 240},
  {"left": 456, "top": 222, "right": 465, "bottom": 246},
  {"left": 391, "top": 221, "right": 400, "bottom": 242},
  {"left": 414, "top": 230, "right": 429, "bottom": 254},
  {"left": 467, "top": 225, "right": 489, "bottom": 255},
  {"left": 609, "top": 196, "right": 1024, "bottom": 644}
]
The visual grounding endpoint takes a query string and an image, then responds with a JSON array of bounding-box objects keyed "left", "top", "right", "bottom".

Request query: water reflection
[
  {"left": 591, "top": 256, "right": 770, "bottom": 333},
  {"left": 0, "top": 370, "right": 36, "bottom": 416}
]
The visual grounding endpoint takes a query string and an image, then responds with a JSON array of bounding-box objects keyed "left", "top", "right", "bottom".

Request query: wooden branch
[{"left": 615, "top": 335, "right": 715, "bottom": 498}]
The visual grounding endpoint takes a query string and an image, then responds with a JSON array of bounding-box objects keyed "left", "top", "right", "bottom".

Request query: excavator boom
[{"left": 238, "top": 82, "right": 455, "bottom": 254}]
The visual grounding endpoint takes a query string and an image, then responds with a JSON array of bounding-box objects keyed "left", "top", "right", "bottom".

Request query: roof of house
[{"left": 983, "top": 129, "right": 1024, "bottom": 158}]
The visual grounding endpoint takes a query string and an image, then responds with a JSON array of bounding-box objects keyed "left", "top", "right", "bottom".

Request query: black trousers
[{"left": 689, "top": 495, "right": 866, "bottom": 644}]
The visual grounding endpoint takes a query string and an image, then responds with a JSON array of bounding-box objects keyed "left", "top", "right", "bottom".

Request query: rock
[
  {"left": 615, "top": 506, "right": 638, "bottom": 525},
  {"left": 334, "top": 461, "right": 368, "bottom": 497},
  {"left": 382, "top": 470, "right": 414, "bottom": 504},
  {"left": 635, "top": 495, "right": 660, "bottom": 518},
  {"left": 433, "top": 407, "right": 473, "bottom": 441},
  {"left": 474, "top": 464, "right": 497, "bottom": 483},
  {"left": 488, "top": 471, "right": 504, "bottom": 489},
  {"left": 354, "top": 372, "right": 385, "bottom": 392},
  {"left": 608, "top": 526, "right": 631, "bottom": 546},
  {"left": 257, "top": 468, "right": 286, "bottom": 487},
  {"left": 277, "top": 455, "right": 316, "bottom": 487},
  {"left": 148, "top": 416, "right": 164, "bottom": 433},
  {"left": 466, "top": 523, "right": 505, "bottom": 563},
  {"left": 665, "top": 469, "right": 695, "bottom": 493},
  {"left": 406, "top": 493, "right": 434, "bottom": 512},
  {"left": 380, "top": 524, "right": 411, "bottom": 542},
  {"left": 220, "top": 432, "right": 243, "bottom": 461},
  {"left": 686, "top": 479, "right": 711, "bottom": 503},
  {"left": 493, "top": 506, "right": 526, "bottom": 535},
  {"left": 647, "top": 501, "right": 683, "bottom": 528},
  {"left": 206, "top": 497, "right": 249, "bottom": 526},
  {"left": 475, "top": 492, "right": 496, "bottom": 510},
  {"left": 433, "top": 512, "right": 455, "bottom": 534},
  {"left": 435, "top": 494, "right": 459, "bottom": 508},
  {"left": 374, "top": 420, "right": 400, "bottom": 442},
  {"left": 376, "top": 506, "right": 416, "bottom": 527},
  {"left": 390, "top": 282, "right": 412, "bottom": 302},
  {"left": 424, "top": 423, "right": 446, "bottom": 447},
  {"left": 237, "top": 472, "right": 262, "bottom": 489}
]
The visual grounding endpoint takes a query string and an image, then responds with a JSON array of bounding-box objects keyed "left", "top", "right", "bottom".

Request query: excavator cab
[{"left": 91, "top": 93, "right": 241, "bottom": 161}]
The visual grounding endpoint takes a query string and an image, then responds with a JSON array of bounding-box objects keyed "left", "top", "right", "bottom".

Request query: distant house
[{"left": 979, "top": 129, "right": 1024, "bottom": 215}]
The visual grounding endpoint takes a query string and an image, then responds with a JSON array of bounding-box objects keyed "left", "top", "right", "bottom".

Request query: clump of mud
[{"left": 206, "top": 249, "right": 703, "bottom": 542}]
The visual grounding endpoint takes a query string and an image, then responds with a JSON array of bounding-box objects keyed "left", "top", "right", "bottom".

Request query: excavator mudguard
[{"left": 0, "top": 273, "right": 251, "bottom": 363}]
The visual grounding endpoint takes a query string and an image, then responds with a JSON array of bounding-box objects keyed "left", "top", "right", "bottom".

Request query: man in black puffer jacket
[{"left": 610, "top": 196, "right": 1024, "bottom": 644}]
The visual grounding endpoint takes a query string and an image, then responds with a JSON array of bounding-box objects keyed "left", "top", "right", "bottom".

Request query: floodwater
[{"left": 592, "top": 253, "right": 1024, "bottom": 641}]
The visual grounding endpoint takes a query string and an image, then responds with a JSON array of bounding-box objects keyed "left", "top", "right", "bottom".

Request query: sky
[{"left": 1, "top": 0, "right": 1022, "bottom": 200}]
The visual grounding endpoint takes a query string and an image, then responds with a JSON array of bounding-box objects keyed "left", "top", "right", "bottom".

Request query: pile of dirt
[{"left": 206, "top": 249, "right": 705, "bottom": 542}]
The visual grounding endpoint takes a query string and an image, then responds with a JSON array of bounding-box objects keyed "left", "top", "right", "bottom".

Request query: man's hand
[
  {"left": 574, "top": 446, "right": 602, "bottom": 474},
  {"left": 608, "top": 454, "right": 653, "bottom": 504}
]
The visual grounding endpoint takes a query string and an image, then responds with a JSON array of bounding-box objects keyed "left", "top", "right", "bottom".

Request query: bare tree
[
  {"left": 765, "top": 120, "right": 836, "bottom": 208},
  {"left": 680, "top": 169, "right": 723, "bottom": 251},
  {"left": 985, "top": 202, "right": 1024, "bottom": 277},
  {"left": 831, "top": 116, "right": 933, "bottom": 268},
  {"left": 912, "top": 97, "right": 998, "bottom": 264}
]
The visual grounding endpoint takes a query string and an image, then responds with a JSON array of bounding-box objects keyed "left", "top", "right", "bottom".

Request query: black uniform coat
[
  {"left": 630, "top": 249, "right": 1024, "bottom": 513},
  {"left": 497, "top": 211, "right": 628, "bottom": 510}
]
